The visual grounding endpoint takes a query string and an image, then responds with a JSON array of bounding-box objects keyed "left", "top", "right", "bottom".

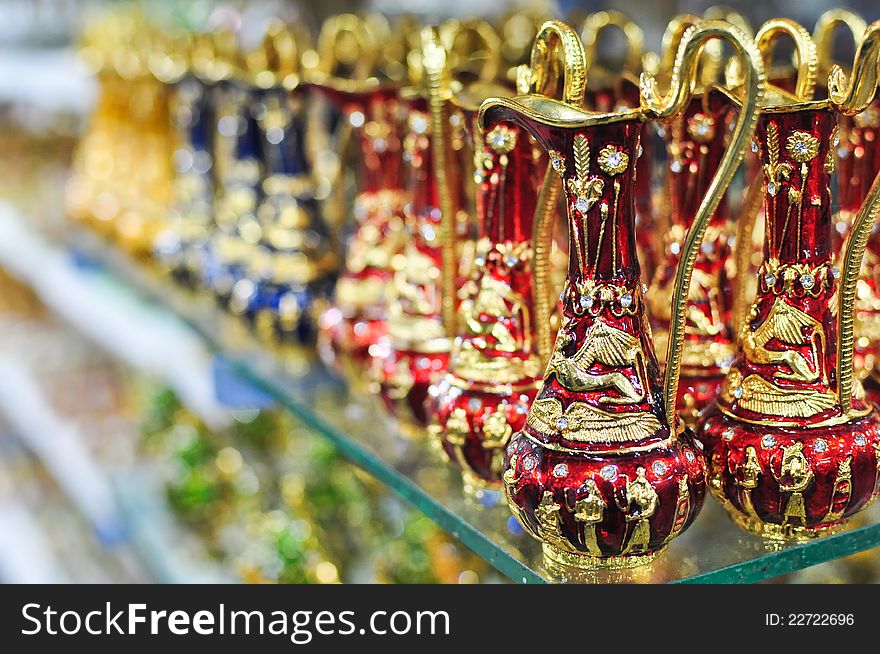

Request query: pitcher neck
[{"left": 757, "top": 107, "right": 837, "bottom": 266}]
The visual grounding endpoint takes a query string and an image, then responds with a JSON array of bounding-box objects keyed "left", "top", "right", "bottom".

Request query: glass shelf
[{"left": 67, "top": 232, "right": 880, "bottom": 584}]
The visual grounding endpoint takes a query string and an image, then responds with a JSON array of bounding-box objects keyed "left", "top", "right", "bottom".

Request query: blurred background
[{"left": 1, "top": 0, "right": 879, "bottom": 584}]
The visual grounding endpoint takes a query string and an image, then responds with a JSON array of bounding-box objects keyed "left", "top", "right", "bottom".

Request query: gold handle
[
  {"left": 754, "top": 18, "right": 818, "bottom": 100},
  {"left": 315, "top": 13, "right": 378, "bottom": 81},
  {"left": 651, "top": 13, "right": 723, "bottom": 87},
  {"left": 581, "top": 10, "right": 644, "bottom": 74},
  {"left": 422, "top": 26, "right": 459, "bottom": 339},
  {"left": 245, "top": 20, "right": 301, "bottom": 89},
  {"left": 641, "top": 20, "right": 766, "bottom": 426},
  {"left": 440, "top": 18, "right": 502, "bottom": 84},
  {"left": 831, "top": 21, "right": 880, "bottom": 413},
  {"left": 814, "top": 9, "right": 867, "bottom": 80},
  {"left": 523, "top": 20, "right": 588, "bottom": 365}
]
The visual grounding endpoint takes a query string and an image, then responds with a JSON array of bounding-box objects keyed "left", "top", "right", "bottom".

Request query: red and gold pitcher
[
  {"left": 483, "top": 19, "right": 763, "bottom": 569},
  {"left": 375, "top": 21, "right": 500, "bottom": 429},
  {"left": 697, "top": 20, "right": 880, "bottom": 542}
]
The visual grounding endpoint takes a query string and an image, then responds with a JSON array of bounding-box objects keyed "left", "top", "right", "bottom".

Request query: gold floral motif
[
  {"left": 485, "top": 124, "right": 517, "bottom": 154},
  {"left": 596, "top": 145, "right": 629, "bottom": 176},
  {"left": 785, "top": 130, "right": 820, "bottom": 163},
  {"left": 567, "top": 135, "right": 605, "bottom": 214},
  {"left": 763, "top": 122, "right": 793, "bottom": 197},
  {"left": 526, "top": 397, "right": 661, "bottom": 444}
]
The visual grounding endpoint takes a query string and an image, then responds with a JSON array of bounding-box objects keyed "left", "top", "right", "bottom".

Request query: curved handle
[
  {"left": 422, "top": 26, "right": 459, "bottom": 339},
  {"left": 526, "top": 19, "right": 588, "bottom": 106},
  {"left": 315, "top": 13, "right": 378, "bottom": 81},
  {"left": 754, "top": 18, "right": 817, "bottom": 101},
  {"left": 832, "top": 21, "right": 880, "bottom": 413},
  {"left": 440, "top": 18, "right": 502, "bottom": 84},
  {"left": 523, "top": 20, "right": 588, "bottom": 364},
  {"left": 581, "top": 10, "right": 644, "bottom": 73},
  {"left": 641, "top": 20, "right": 766, "bottom": 426},
  {"left": 814, "top": 9, "right": 867, "bottom": 80},
  {"left": 244, "top": 20, "right": 301, "bottom": 89}
]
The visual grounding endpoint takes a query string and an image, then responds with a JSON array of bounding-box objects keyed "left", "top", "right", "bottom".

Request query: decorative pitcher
[
  {"left": 231, "top": 21, "right": 339, "bottom": 350},
  {"left": 485, "top": 19, "right": 763, "bottom": 568},
  {"left": 312, "top": 15, "right": 410, "bottom": 380},
  {"left": 426, "top": 46, "right": 549, "bottom": 491},
  {"left": 696, "top": 20, "right": 880, "bottom": 541},
  {"left": 375, "top": 20, "right": 500, "bottom": 429}
]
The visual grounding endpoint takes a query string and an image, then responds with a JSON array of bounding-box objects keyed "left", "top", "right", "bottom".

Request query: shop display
[{"left": 5, "top": 1, "right": 880, "bottom": 585}]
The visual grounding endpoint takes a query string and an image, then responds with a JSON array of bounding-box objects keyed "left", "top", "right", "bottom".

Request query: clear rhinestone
[
  {"left": 575, "top": 197, "right": 590, "bottom": 214},
  {"left": 701, "top": 241, "right": 715, "bottom": 255},
  {"left": 489, "top": 133, "right": 507, "bottom": 150},
  {"left": 468, "top": 397, "right": 481, "bottom": 411},
  {"left": 641, "top": 282, "right": 649, "bottom": 294},
  {"left": 671, "top": 161, "right": 683, "bottom": 173},
  {"left": 764, "top": 273, "right": 777, "bottom": 287},
  {"left": 556, "top": 417, "right": 569, "bottom": 431},
  {"left": 794, "top": 142, "right": 809, "bottom": 156},
  {"left": 800, "top": 273, "right": 815, "bottom": 290},
  {"left": 579, "top": 295, "right": 594, "bottom": 310},
  {"left": 670, "top": 242, "right": 681, "bottom": 255},
  {"left": 762, "top": 435, "right": 777, "bottom": 448},
  {"left": 855, "top": 435, "right": 867, "bottom": 446},
  {"left": 814, "top": 439, "right": 827, "bottom": 453},
  {"left": 768, "top": 181, "right": 777, "bottom": 197},
  {"left": 723, "top": 428, "right": 735, "bottom": 441},
  {"left": 751, "top": 141, "right": 759, "bottom": 153},
  {"left": 550, "top": 156, "right": 563, "bottom": 172},
  {"left": 733, "top": 386, "right": 744, "bottom": 399},
  {"left": 652, "top": 461, "right": 667, "bottom": 476},
  {"left": 834, "top": 134, "right": 840, "bottom": 147},
  {"left": 620, "top": 293, "right": 633, "bottom": 308},
  {"left": 685, "top": 450, "right": 696, "bottom": 462},
  {"left": 523, "top": 456, "right": 536, "bottom": 471},
  {"left": 606, "top": 151, "right": 623, "bottom": 168},
  {"left": 553, "top": 463, "right": 569, "bottom": 478},
  {"left": 600, "top": 465, "right": 618, "bottom": 480},
  {"left": 505, "top": 256, "right": 518, "bottom": 268},
  {"left": 831, "top": 266, "right": 840, "bottom": 279}
]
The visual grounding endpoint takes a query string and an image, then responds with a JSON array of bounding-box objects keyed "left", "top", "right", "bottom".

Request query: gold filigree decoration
[
  {"left": 546, "top": 319, "right": 647, "bottom": 404},
  {"left": 721, "top": 371, "right": 837, "bottom": 417},
  {"left": 741, "top": 297, "right": 826, "bottom": 383},
  {"left": 567, "top": 135, "right": 605, "bottom": 214},
  {"left": 485, "top": 124, "right": 517, "bottom": 154},
  {"left": 526, "top": 397, "right": 661, "bottom": 444},
  {"left": 785, "top": 130, "right": 820, "bottom": 163},
  {"left": 597, "top": 145, "right": 629, "bottom": 176}
]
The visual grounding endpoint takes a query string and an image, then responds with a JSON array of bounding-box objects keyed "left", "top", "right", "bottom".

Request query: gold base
[
  {"left": 541, "top": 542, "right": 665, "bottom": 571},
  {"left": 727, "top": 509, "right": 846, "bottom": 542}
]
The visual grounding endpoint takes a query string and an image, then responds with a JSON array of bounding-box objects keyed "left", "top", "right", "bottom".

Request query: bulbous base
[
  {"left": 542, "top": 542, "right": 664, "bottom": 571},
  {"left": 318, "top": 306, "right": 388, "bottom": 392},
  {"left": 504, "top": 427, "right": 707, "bottom": 563},
  {"left": 427, "top": 374, "right": 540, "bottom": 484},
  {"left": 697, "top": 404, "right": 880, "bottom": 540},
  {"left": 376, "top": 348, "right": 450, "bottom": 430}
]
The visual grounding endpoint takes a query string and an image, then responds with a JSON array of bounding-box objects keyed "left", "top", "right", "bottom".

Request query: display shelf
[{"left": 2, "top": 207, "right": 880, "bottom": 583}]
